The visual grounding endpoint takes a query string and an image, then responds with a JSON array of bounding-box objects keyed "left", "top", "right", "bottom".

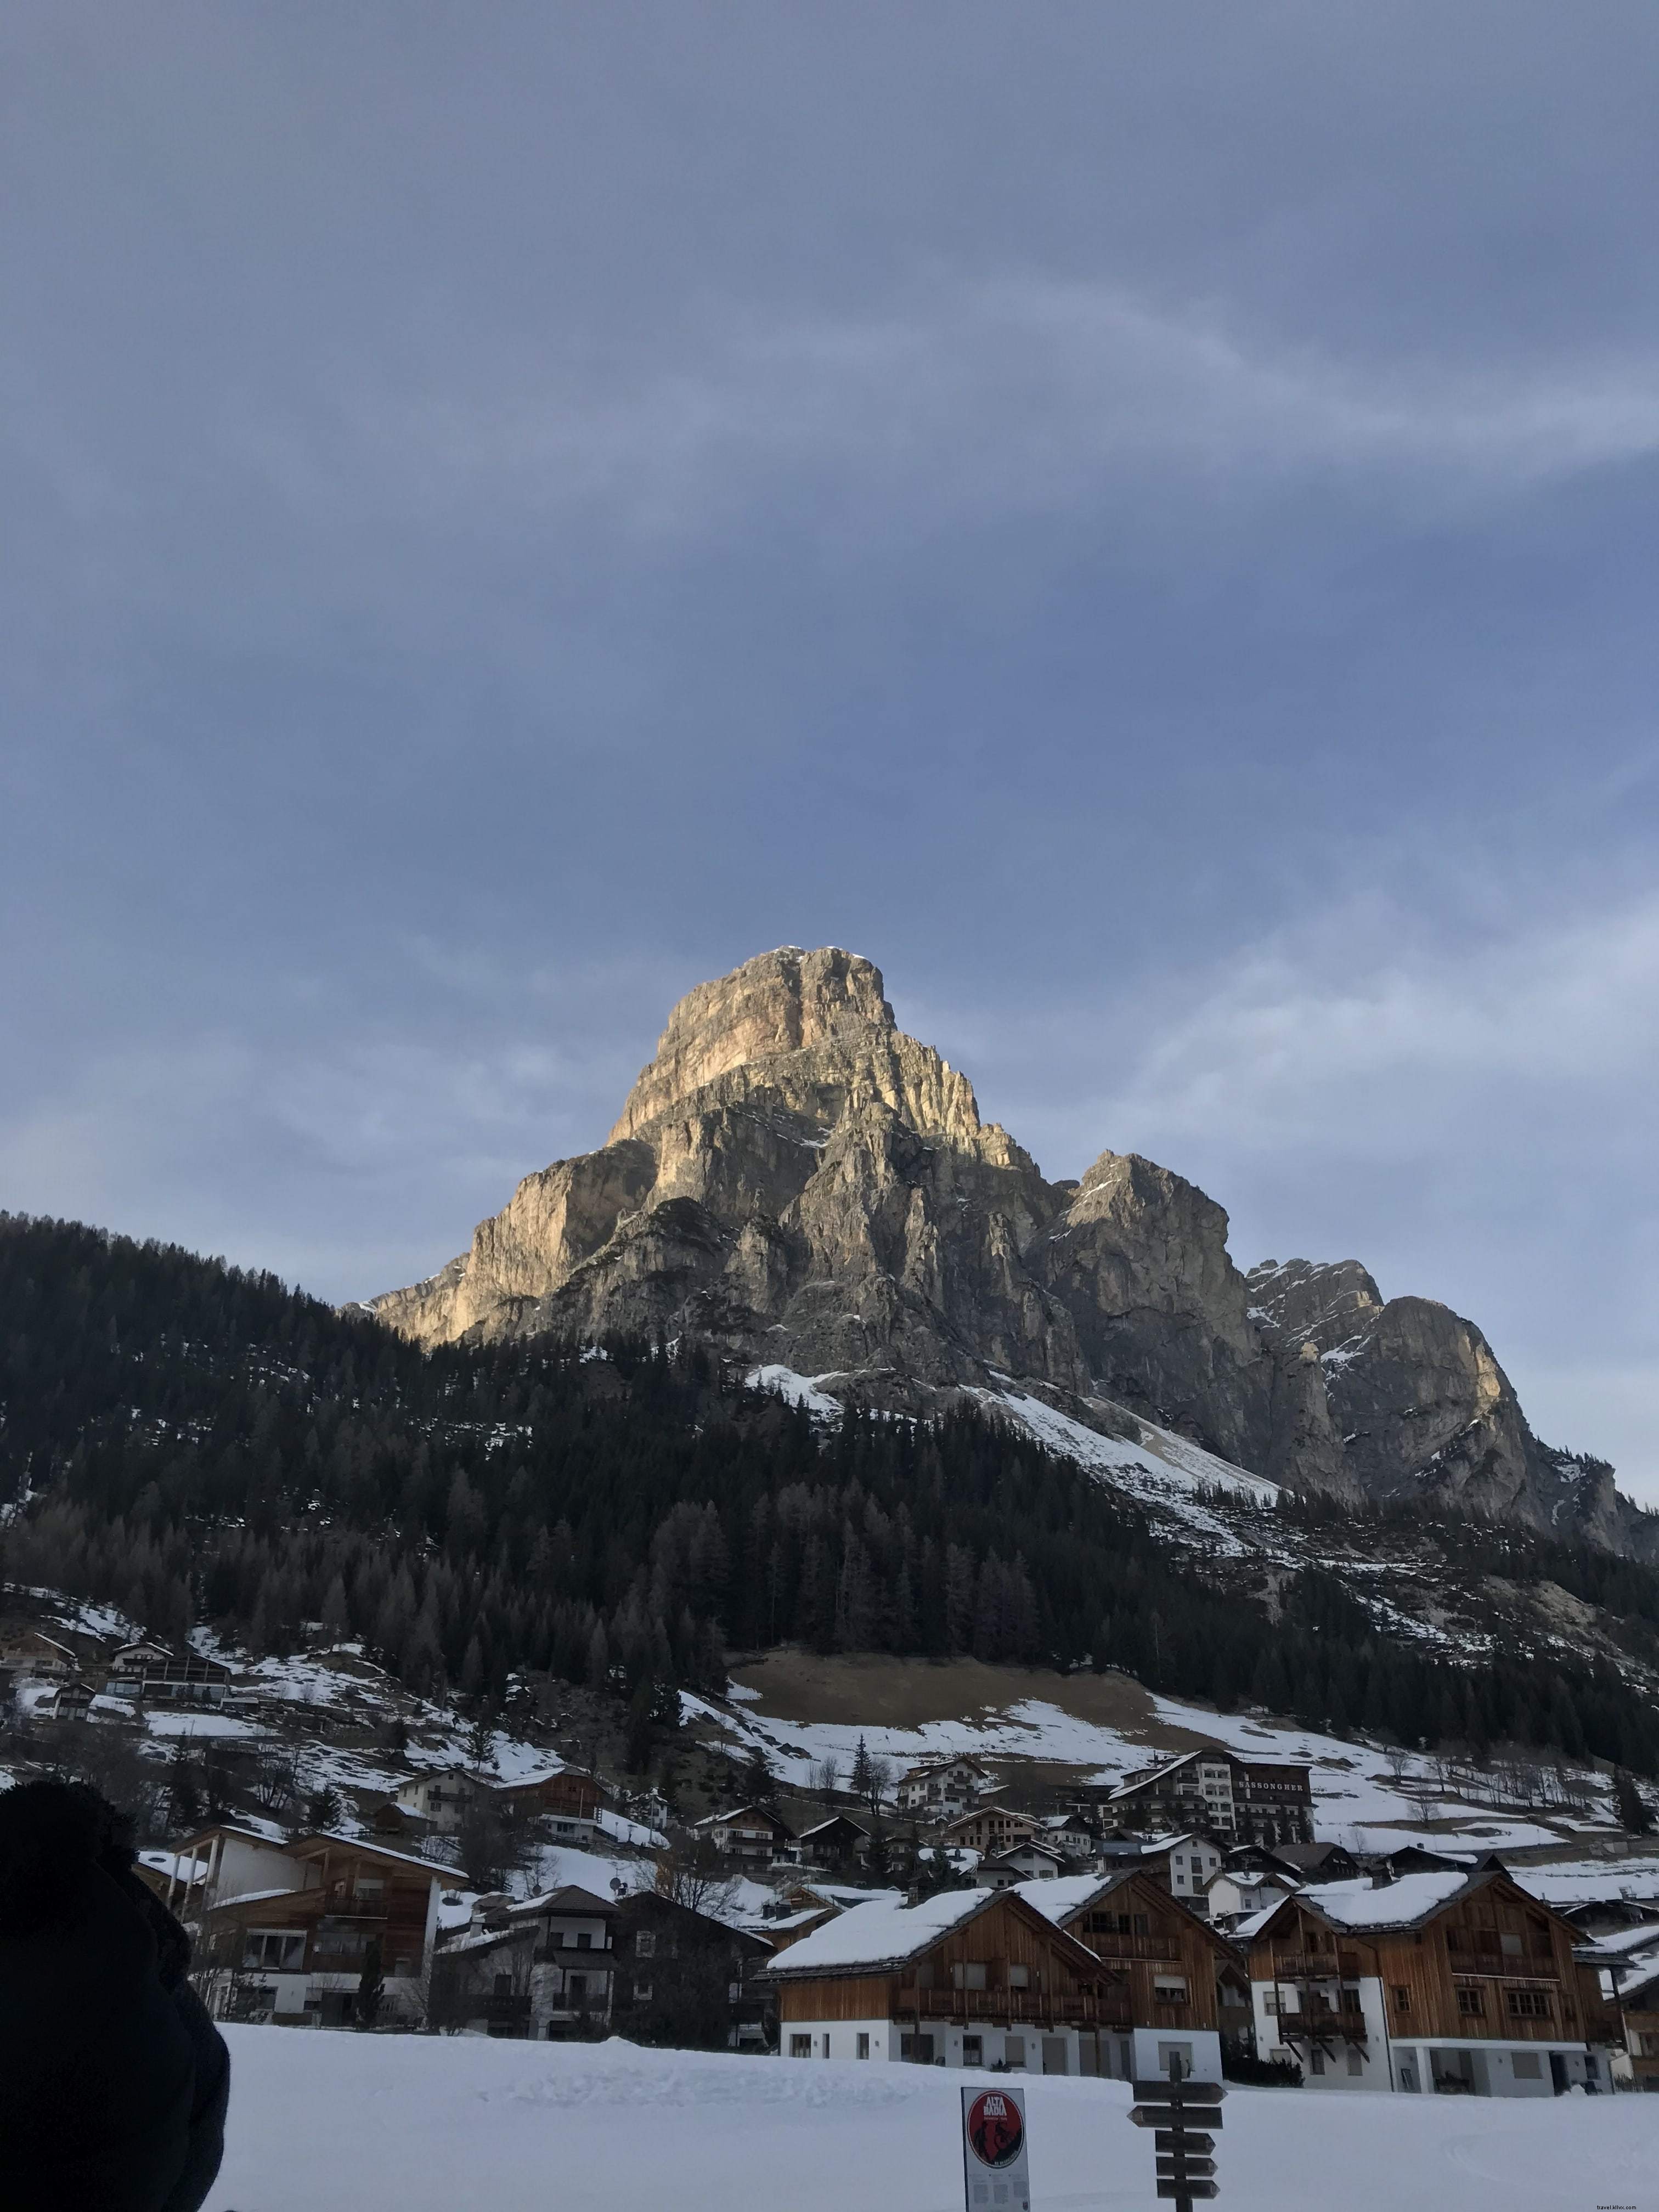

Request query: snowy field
[{"left": 206, "top": 2029, "right": 1659, "bottom": 2212}]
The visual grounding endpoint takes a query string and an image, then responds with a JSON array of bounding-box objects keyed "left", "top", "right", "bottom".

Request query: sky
[{"left": 3, "top": 3, "right": 1658, "bottom": 1497}]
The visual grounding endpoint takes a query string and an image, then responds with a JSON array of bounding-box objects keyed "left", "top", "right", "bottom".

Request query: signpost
[
  {"left": 1127, "top": 2056, "right": 1223, "bottom": 2207},
  {"left": 961, "top": 2084, "right": 1031, "bottom": 2212}
]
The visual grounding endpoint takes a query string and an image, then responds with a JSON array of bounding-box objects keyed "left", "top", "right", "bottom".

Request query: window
[
  {"left": 633, "top": 1981, "right": 652, "bottom": 2002},
  {"left": 1394, "top": 1988, "right": 1412, "bottom": 2012},
  {"left": 1511, "top": 2052, "right": 1542, "bottom": 2080},
  {"left": 1508, "top": 1990, "right": 1551, "bottom": 2019},
  {"left": 1261, "top": 1993, "right": 1280, "bottom": 2016},
  {"left": 1310, "top": 2049, "right": 1325, "bottom": 2076},
  {"left": 635, "top": 1931, "right": 657, "bottom": 1957},
  {"left": 493, "top": 1973, "right": 512, "bottom": 1997},
  {"left": 575, "top": 1932, "right": 592, "bottom": 1951},
  {"left": 856, "top": 2034, "right": 871, "bottom": 2061},
  {"left": 820, "top": 2036, "right": 831, "bottom": 2059},
  {"left": 242, "top": 1931, "right": 305, "bottom": 1971},
  {"left": 1500, "top": 1932, "right": 1523, "bottom": 1958},
  {"left": 953, "top": 1962, "right": 988, "bottom": 1991},
  {"left": 1007, "top": 1963, "right": 1030, "bottom": 1990},
  {"left": 567, "top": 1974, "right": 588, "bottom": 2001},
  {"left": 1154, "top": 1977, "right": 1189, "bottom": 2004},
  {"left": 1346, "top": 2050, "right": 1363, "bottom": 2076},
  {"left": 900, "top": 2034, "right": 935, "bottom": 2064},
  {"left": 791, "top": 2035, "right": 812, "bottom": 2058},
  {"left": 1457, "top": 1987, "right": 1486, "bottom": 2018}
]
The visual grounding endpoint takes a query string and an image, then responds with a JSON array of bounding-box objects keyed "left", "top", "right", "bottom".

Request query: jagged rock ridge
[{"left": 373, "top": 946, "right": 1654, "bottom": 1556}]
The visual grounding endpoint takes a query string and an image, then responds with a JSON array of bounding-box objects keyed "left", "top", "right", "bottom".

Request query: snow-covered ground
[{"left": 205, "top": 2028, "right": 1659, "bottom": 2212}]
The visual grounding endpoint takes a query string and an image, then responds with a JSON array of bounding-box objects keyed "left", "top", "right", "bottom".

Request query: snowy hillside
[{"left": 205, "top": 2027, "right": 1659, "bottom": 2212}]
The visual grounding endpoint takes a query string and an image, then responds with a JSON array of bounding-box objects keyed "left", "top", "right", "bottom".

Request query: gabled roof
[
  {"left": 797, "top": 1815, "right": 872, "bottom": 1842},
  {"left": 764, "top": 1883, "right": 1105, "bottom": 1982},
  {"left": 693, "top": 1803, "right": 793, "bottom": 1834},
  {"left": 507, "top": 1883, "right": 616, "bottom": 1920},
  {"left": 1244, "top": 1865, "right": 1579, "bottom": 1944},
  {"left": 1109, "top": 1754, "right": 1201, "bottom": 1797},
  {"left": 1018, "top": 1867, "right": 1242, "bottom": 1958},
  {"left": 289, "top": 1831, "right": 464, "bottom": 1879},
  {"left": 984, "top": 1840, "right": 1066, "bottom": 1868}
]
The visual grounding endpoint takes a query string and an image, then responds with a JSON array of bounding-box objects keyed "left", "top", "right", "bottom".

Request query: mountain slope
[
  {"left": 7, "top": 1212, "right": 1657, "bottom": 1777},
  {"left": 373, "top": 945, "right": 1654, "bottom": 1556}
]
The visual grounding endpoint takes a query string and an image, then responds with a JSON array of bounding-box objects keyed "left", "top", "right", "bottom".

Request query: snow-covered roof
[
  {"left": 507, "top": 1884, "right": 615, "bottom": 1920},
  {"left": 209, "top": 1887, "right": 308, "bottom": 1914},
  {"left": 1276, "top": 1871, "right": 1474, "bottom": 1932},
  {"left": 1012, "top": 1874, "right": 1124, "bottom": 1927},
  {"left": 764, "top": 1888, "right": 994, "bottom": 1975},
  {"left": 291, "top": 1831, "right": 464, "bottom": 1878}
]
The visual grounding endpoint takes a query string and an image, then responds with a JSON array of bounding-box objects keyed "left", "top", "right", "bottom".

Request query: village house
[
  {"left": 1243, "top": 1867, "right": 1610, "bottom": 2095},
  {"left": 1039, "top": 1812, "right": 1097, "bottom": 1859},
  {"left": 691, "top": 1803, "right": 796, "bottom": 1865},
  {"left": 895, "top": 1756, "right": 994, "bottom": 1822},
  {"left": 391, "top": 1765, "right": 490, "bottom": 1835},
  {"left": 977, "top": 1840, "right": 1069, "bottom": 1888},
  {"left": 1575, "top": 1927, "right": 1659, "bottom": 2091},
  {"left": 612, "top": 1889, "right": 778, "bottom": 2052},
  {"left": 1108, "top": 1752, "right": 1313, "bottom": 1847},
  {"left": 154, "top": 1824, "right": 458, "bottom": 2029},
  {"left": 431, "top": 1885, "right": 618, "bottom": 2039},
  {"left": 1203, "top": 1863, "right": 1300, "bottom": 1929},
  {"left": 794, "top": 1814, "right": 872, "bottom": 1871},
  {"left": 1136, "top": 1833, "right": 1224, "bottom": 1910},
  {"left": 764, "top": 1885, "right": 1117, "bottom": 2075},
  {"left": 1018, "top": 1868, "right": 1241, "bottom": 2084},
  {"left": 493, "top": 1767, "right": 604, "bottom": 1847},
  {"left": 106, "top": 1638, "right": 238, "bottom": 1707},
  {"left": 938, "top": 1798, "right": 1040, "bottom": 1858},
  {"left": 0, "top": 1625, "right": 81, "bottom": 1682}
]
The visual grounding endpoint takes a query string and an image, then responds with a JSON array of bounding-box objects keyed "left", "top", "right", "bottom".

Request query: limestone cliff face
[
  {"left": 1246, "top": 1260, "right": 1659, "bottom": 1557},
  {"left": 371, "top": 945, "right": 1649, "bottom": 1547}
]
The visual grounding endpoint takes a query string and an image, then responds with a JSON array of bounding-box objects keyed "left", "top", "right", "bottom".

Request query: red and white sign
[{"left": 961, "top": 2085, "right": 1031, "bottom": 2211}]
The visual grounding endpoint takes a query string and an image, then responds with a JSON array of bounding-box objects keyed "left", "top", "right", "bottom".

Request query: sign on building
[{"left": 961, "top": 2084, "right": 1031, "bottom": 2212}]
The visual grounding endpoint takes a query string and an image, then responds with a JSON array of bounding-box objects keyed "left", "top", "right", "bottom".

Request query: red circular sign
[{"left": 966, "top": 2090, "right": 1024, "bottom": 2170}]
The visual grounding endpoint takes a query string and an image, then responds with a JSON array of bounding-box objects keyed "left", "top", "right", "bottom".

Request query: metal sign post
[
  {"left": 1127, "top": 2054, "right": 1224, "bottom": 2207},
  {"left": 961, "top": 2084, "right": 1031, "bottom": 2212}
]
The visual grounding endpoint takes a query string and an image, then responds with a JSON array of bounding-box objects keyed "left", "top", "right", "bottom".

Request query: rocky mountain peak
[
  {"left": 608, "top": 946, "right": 896, "bottom": 1142},
  {"left": 371, "top": 946, "right": 1655, "bottom": 1556}
]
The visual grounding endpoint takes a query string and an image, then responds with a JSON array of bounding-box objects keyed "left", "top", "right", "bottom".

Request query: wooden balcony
[
  {"left": 1270, "top": 1954, "right": 1362, "bottom": 1982},
  {"left": 1279, "top": 2014, "right": 1369, "bottom": 2046},
  {"left": 1083, "top": 1932, "right": 1177, "bottom": 1962},
  {"left": 901, "top": 1988, "right": 1132, "bottom": 2030},
  {"left": 1447, "top": 1955, "right": 1559, "bottom": 1982}
]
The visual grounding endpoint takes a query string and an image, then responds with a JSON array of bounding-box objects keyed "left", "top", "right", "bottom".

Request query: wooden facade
[
  {"left": 1247, "top": 1869, "right": 1609, "bottom": 2092},
  {"left": 775, "top": 1892, "right": 1112, "bottom": 2032},
  {"left": 1051, "top": 1870, "right": 1234, "bottom": 2040}
]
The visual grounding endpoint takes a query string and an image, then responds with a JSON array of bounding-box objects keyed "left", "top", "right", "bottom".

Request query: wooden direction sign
[
  {"left": 1128, "top": 2062, "right": 1223, "bottom": 2211},
  {"left": 1130, "top": 2079, "right": 1225, "bottom": 2103}
]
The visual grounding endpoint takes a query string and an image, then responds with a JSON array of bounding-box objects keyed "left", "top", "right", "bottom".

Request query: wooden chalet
[
  {"left": 106, "top": 1638, "right": 237, "bottom": 1706},
  {"left": 937, "top": 1799, "right": 1040, "bottom": 1858},
  {"left": 1245, "top": 1866, "right": 1611, "bottom": 2096},
  {"left": 691, "top": 1803, "right": 795, "bottom": 1865},
  {"left": 166, "top": 1824, "right": 459, "bottom": 2028},
  {"left": 794, "top": 1814, "right": 872, "bottom": 1871},
  {"left": 763, "top": 1886, "right": 1120, "bottom": 2075},
  {"left": 1018, "top": 1868, "right": 1240, "bottom": 2082}
]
